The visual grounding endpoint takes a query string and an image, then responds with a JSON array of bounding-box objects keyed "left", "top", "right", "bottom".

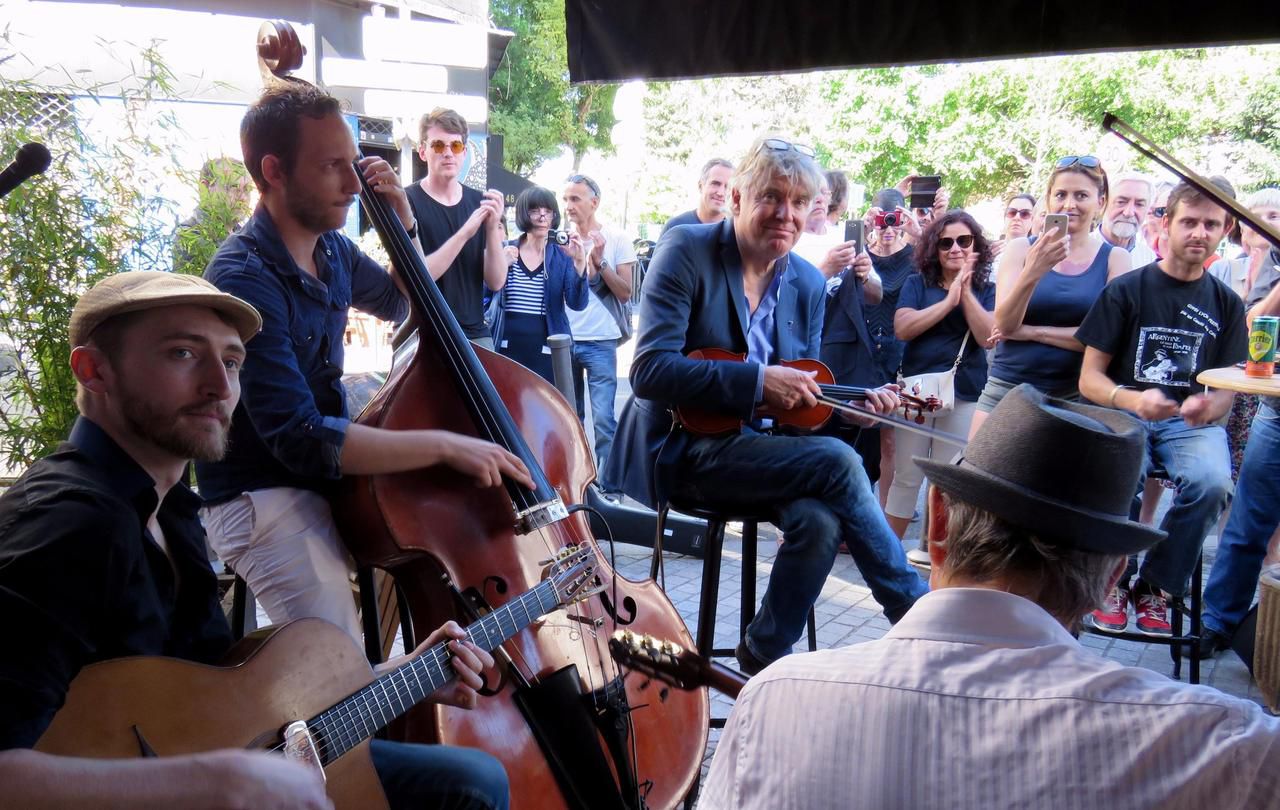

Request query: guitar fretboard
[{"left": 308, "top": 576, "right": 561, "bottom": 764}]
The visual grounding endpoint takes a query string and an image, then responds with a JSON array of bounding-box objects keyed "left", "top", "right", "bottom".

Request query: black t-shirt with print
[{"left": 1076, "top": 262, "right": 1247, "bottom": 404}]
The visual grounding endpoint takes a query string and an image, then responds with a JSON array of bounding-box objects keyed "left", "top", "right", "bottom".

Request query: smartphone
[
  {"left": 910, "top": 175, "right": 941, "bottom": 211},
  {"left": 844, "top": 219, "right": 865, "bottom": 253},
  {"left": 1043, "top": 213, "right": 1069, "bottom": 238}
]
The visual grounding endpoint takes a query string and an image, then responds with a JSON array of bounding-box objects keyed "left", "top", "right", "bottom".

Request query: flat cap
[{"left": 69, "top": 271, "right": 261, "bottom": 347}]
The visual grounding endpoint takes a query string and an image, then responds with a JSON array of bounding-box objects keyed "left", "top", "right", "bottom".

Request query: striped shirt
[
  {"left": 700, "top": 588, "right": 1280, "bottom": 810},
  {"left": 504, "top": 254, "right": 546, "bottom": 316}
]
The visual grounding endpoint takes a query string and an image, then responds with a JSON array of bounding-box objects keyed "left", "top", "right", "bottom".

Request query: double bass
[{"left": 252, "top": 20, "right": 708, "bottom": 810}]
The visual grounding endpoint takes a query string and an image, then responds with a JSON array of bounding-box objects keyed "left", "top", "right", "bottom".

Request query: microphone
[{"left": 0, "top": 142, "right": 53, "bottom": 198}]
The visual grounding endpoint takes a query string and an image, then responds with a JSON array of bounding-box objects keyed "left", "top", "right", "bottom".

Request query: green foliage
[
  {"left": 489, "top": 0, "right": 618, "bottom": 174},
  {"left": 639, "top": 46, "right": 1280, "bottom": 223},
  {"left": 172, "top": 159, "right": 252, "bottom": 277},
  {"left": 0, "top": 37, "right": 182, "bottom": 468}
]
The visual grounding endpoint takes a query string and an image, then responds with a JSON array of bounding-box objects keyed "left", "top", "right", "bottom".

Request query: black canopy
[{"left": 565, "top": 0, "right": 1280, "bottom": 83}]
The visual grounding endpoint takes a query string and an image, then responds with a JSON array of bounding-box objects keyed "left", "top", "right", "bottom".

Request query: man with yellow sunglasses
[{"left": 405, "top": 107, "right": 510, "bottom": 349}]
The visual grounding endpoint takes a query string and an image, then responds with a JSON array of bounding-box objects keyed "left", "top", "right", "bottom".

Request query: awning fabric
[{"left": 565, "top": 1, "right": 1280, "bottom": 84}]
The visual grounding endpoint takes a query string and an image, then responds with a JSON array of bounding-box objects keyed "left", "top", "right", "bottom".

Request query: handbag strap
[{"left": 951, "top": 330, "right": 972, "bottom": 369}]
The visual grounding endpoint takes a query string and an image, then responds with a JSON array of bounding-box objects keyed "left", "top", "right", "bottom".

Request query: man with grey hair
[
  {"left": 701, "top": 384, "right": 1280, "bottom": 809},
  {"left": 661, "top": 157, "right": 733, "bottom": 237},
  {"left": 1101, "top": 172, "right": 1159, "bottom": 268},
  {"left": 607, "top": 135, "right": 924, "bottom": 675}
]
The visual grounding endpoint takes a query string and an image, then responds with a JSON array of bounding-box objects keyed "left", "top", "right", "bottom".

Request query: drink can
[{"left": 1247, "top": 315, "right": 1278, "bottom": 378}]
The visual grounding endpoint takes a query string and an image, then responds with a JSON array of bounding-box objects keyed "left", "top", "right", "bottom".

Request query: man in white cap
[
  {"left": 700, "top": 383, "right": 1279, "bottom": 809},
  {"left": 0, "top": 271, "right": 507, "bottom": 809}
]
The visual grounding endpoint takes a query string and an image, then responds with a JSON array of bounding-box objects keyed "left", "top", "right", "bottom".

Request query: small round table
[{"left": 1196, "top": 365, "right": 1280, "bottom": 396}]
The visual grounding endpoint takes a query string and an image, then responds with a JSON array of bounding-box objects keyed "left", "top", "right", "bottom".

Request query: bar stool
[{"left": 649, "top": 501, "right": 817, "bottom": 676}]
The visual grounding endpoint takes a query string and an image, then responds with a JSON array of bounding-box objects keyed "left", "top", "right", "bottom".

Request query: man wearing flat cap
[
  {"left": 0, "top": 272, "right": 507, "bottom": 808},
  {"left": 700, "top": 384, "right": 1280, "bottom": 810}
]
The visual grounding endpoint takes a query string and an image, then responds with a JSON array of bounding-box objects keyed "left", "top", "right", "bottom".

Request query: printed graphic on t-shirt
[{"left": 1134, "top": 327, "right": 1203, "bottom": 387}]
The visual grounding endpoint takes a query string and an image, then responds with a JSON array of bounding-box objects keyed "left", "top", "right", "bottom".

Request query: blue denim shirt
[
  {"left": 746, "top": 260, "right": 785, "bottom": 404},
  {"left": 195, "top": 206, "right": 408, "bottom": 504}
]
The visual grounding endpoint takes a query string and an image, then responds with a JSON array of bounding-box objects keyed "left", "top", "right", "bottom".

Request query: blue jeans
[
  {"left": 572, "top": 339, "right": 619, "bottom": 489},
  {"left": 1203, "top": 400, "right": 1280, "bottom": 636},
  {"left": 369, "top": 739, "right": 509, "bottom": 810},
  {"left": 670, "top": 432, "right": 928, "bottom": 663},
  {"left": 1125, "top": 416, "right": 1233, "bottom": 598}
]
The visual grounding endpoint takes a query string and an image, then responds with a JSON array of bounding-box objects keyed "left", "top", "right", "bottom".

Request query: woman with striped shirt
[{"left": 492, "top": 186, "right": 592, "bottom": 382}]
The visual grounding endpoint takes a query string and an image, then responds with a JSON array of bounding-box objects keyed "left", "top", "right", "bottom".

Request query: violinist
[
  {"left": 606, "top": 134, "right": 928, "bottom": 676},
  {"left": 0, "top": 273, "right": 505, "bottom": 809},
  {"left": 196, "top": 83, "right": 533, "bottom": 644}
]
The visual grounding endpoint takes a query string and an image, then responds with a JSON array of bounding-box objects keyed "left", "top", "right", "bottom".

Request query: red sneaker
[
  {"left": 1088, "top": 585, "right": 1130, "bottom": 634},
  {"left": 1134, "top": 590, "right": 1173, "bottom": 637}
]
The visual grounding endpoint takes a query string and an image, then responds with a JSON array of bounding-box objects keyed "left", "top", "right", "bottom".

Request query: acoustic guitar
[
  {"left": 36, "top": 545, "right": 603, "bottom": 810},
  {"left": 608, "top": 630, "right": 748, "bottom": 699}
]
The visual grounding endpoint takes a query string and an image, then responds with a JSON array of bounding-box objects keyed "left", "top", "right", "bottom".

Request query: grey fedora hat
[{"left": 916, "top": 384, "right": 1164, "bottom": 554}]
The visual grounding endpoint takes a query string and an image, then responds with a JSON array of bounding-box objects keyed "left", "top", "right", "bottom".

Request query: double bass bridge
[{"left": 513, "top": 497, "right": 569, "bottom": 533}]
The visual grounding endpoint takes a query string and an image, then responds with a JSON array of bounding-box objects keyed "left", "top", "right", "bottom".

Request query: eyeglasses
[
  {"left": 938, "top": 234, "right": 975, "bottom": 251},
  {"left": 1055, "top": 155, "right": 1101, "bottom": 170},
  {"left": 762, "top": 138, "right": 817, "bottom": 158},
  {"left": 428, "top": 139, "right": 466, "bottom": 156},
  {"left": 1006, "top": 208, "right": 1034, "bottom": 219},
  {"left": 1151, "top": 206, "right": 1168, "bottom": 218}
]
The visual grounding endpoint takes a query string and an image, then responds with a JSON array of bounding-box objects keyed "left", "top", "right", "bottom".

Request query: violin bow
[
  {"left": 815, "top": 395, "right": 969, "bottom": 449},
  {"left": 1103, "top": 114, "right": 1280, "bottom": 253}
]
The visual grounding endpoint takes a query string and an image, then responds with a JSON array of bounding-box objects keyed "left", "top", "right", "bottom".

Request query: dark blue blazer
[
  {"left": 819, "top": 268, "right": 881, "bottom": 388},
  {"left": 605, "top": 220, "right": 826, "bottom": 508},
  {"left": 490, "top": 239, "right": 590, "bottom": 345}
]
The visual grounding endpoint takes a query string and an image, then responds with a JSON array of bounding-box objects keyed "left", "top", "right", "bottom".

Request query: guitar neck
[
  {"left": 703, "top": 661, "right": 749, "bottom": 700},
  {"left": 309, "top": 578, "right": 560, "bottom": 764}
]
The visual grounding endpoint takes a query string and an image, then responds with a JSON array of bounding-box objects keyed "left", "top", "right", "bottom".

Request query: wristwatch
[
  {"left": 597, "top": 258, "right": 610, "bottom": 272},
  {"left": 405, "top": 219, "right": 418, "bottom": 240}
]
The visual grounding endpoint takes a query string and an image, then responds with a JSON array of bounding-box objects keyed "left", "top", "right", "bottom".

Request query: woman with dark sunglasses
[
  {"left": 489, "top": 186, "right": 591, "bottom": 383},
  {"left": 968, "top": 156, "right": 1132, "bottom": 439},
  {"left": 886, "top": 211, "right": 995, "bottom": 539}
]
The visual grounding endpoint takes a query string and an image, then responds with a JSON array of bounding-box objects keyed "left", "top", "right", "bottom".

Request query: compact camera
[
  {"left": 548, "top": 229, "right": 571, "bottom": 246},
  {"left": 873, "top": 210, "right": 907, "bottom": 229}
]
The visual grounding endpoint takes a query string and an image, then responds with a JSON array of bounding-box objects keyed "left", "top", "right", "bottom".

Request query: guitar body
[{"left": 35, "top": 619, "right": 389, "bottom": 810}]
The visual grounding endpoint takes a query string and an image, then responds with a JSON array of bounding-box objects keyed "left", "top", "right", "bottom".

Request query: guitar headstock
[
  {"left": 608, "top": 630, "right": 708, "bottom": 690},
  {"left": 543, "top": 544, "right": 605, "bottom": 607}
]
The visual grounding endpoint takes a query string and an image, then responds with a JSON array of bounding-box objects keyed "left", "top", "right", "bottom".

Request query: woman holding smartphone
[
  {"left": 491, "top": 186, "right": 591, "bottom": 383},
  {"left": 886, "top": 211, "right": 995, "bottom": 539},
  {"left": 968, "top": 156, "right": 1131, "bottom": 439}
]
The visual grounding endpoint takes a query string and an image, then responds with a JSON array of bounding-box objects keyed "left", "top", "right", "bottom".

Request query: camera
[
  {"left": 548, "top": 229, "right": 571, "bottom": 246},
  {"left": 874, "top": 210, "right": 906, "bottom": 229}
]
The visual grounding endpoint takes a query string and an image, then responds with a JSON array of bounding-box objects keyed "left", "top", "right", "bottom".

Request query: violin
[{"left": 673, "top": 347, "right": 941, "bottom": 436}]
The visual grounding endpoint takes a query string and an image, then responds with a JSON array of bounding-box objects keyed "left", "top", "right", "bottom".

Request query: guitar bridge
[{"left": 283, "top": 720, "right": 326, "bottom": 781}]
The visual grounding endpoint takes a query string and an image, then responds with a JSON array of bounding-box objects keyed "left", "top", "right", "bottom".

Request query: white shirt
[
  {"left": 567, "top": 224, "right": 635, "bottom": 341},
  {"left": 1129, "top": 234, "right": 1159, "bottom": 269},
  {"left": 700, "top": 588, "right": 1280, "bottom": 810}
]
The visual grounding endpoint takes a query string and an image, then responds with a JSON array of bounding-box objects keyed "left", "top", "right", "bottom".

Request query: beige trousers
[{"left": 201, "top": 487, "right": 362, "bottom": 643}]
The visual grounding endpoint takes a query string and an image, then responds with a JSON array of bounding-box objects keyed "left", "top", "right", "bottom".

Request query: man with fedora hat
[{"left": 700, "top": 384, "right": 1279, "bottom": 810}]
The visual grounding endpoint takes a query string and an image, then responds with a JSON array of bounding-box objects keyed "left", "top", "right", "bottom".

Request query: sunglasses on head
[
  {"left": 1006, "top": 208, "right": 1033, "bottom": 219},
  {"left": 1151, "top": 206, "right": 1168, "bottom": 218},
  {"left": 938, "top": 234, "right": 975, "bottom": 251},
  {"left": 428, "top": 139, "right": 466, "bottom": 156},
  {"left": 1055, "top": 155, "right": 1100, "bottom": 170},
  {"left": 762, "top": 138, "right": 817, "bottom": 158}
]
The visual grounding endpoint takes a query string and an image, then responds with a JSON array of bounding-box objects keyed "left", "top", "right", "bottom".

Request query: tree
[
  {"left": 489, "top": 0, "right": 618, "bottom": 175},
  {"left": 0, "top": 38, "right": 182, "bottom": 468},
  {"left": 639, "top": 46, "right": 1280, "bottom": 221}
]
